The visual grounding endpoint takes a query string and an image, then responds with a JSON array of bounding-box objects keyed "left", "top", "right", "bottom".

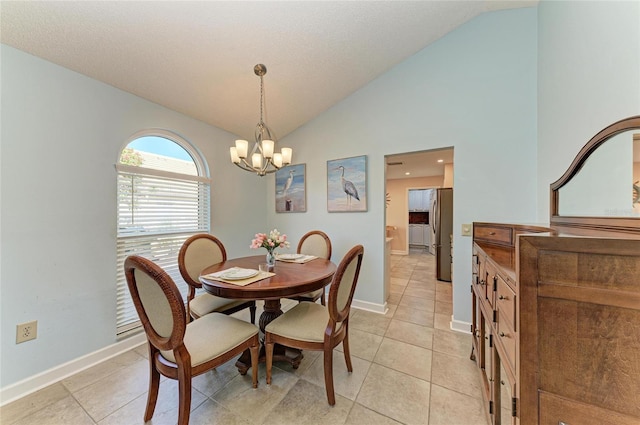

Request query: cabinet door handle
[
  {"left": 489, "top": 231, "right": 496, "bottom": 235},
  {"left": 500, "top": 380, "right": 505, "bottom": 385},
  {"left": 499, "top": 332, "right": 507, "bottom": 338},
  {"left": 499, "top": 295, "right": 508, "bottom": 300},
  {"left": 558, "top": 422, "right": 569, "bottom": 425}
]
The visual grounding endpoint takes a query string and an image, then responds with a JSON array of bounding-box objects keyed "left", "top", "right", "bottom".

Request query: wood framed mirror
[{"left": 550, "top": 115, "right": 640, "bottom": 237}]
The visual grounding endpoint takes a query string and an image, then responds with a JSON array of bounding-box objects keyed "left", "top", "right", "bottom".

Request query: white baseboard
[
  {"left": 451, "top": 316, "right": 472, "bottom": 334},
  {"left": 0, "top": 333, "right": 146, "bottom": 406},
  {"left": 390, "top": 249, "right": 408, "bottom": 255},
  {"left": 351, "top": 299, "right": 386, "bottom": 314}
]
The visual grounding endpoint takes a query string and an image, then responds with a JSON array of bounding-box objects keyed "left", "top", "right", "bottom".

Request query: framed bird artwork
[
  {"left": 327, "top": 155, "right": 367, "bottom": 212},
  {"left": 275, "top": 163, "right": 306, "bottom": 213}
]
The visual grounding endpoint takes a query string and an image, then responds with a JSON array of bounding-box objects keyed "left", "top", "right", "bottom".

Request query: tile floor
[{"left": 1, "top": 249, "right": 489, "bottom": 425}]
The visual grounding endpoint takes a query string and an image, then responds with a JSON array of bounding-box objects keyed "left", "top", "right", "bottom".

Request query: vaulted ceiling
[{"left": 1, "top": 1, "right": 536, "bottom": 143}]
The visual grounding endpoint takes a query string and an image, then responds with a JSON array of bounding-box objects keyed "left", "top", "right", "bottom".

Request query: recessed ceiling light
[
  {"left": 437, "top": 159, "right": 444, "bottom": 163},
  {"left": 405, "top": 172, "right": 411, "bottom": 175}
]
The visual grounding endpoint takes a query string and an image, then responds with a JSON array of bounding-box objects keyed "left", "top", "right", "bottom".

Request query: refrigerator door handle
[{"left": 431, "top": 198, "right": 437, "bottom": 233}]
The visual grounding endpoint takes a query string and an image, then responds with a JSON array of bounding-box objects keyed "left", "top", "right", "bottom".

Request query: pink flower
[{"left": 250, "top": 229, "right": 291, "bottom": 252}]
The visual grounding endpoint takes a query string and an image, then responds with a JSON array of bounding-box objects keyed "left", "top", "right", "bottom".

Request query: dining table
[{"left": 199, "top": 254, "right": 336, "bottom": 374}]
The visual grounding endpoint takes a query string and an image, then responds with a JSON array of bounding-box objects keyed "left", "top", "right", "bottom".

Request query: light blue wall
[
  {"left": 0, "top": 45, "right": 267, "bottom": 387},
  {"left": 269, "top": 8, "right": 539, "bottom": 323},
  {"left": 5, "top": 0, "right": 636, "bottom": 393},
  {"left": 537, "top": 0, "right": 640, "bottom": 220}
]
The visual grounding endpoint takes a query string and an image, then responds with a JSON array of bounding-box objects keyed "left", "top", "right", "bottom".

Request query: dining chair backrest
[
  {"left": 297, "top": 230, "right": 332, "bottom": 260},
  {"left": 327, "top": 245, "right": 364, "bottom": 323},
  {"left": 179, "top": 234, "right": 227, "bottom": 290},
  {"left": 125, "top": 255, "right": 186, "bottom": 351}
]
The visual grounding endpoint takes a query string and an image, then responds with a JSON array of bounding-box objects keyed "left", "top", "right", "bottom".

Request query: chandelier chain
[{"left": 259, "top": 74, "right": 264, "bottom": 125}]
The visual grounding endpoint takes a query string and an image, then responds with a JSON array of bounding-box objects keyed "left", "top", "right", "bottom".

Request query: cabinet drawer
[
  {"left": 539, "top": 391, "right": 640, "bottom": 425},
  {"left": 472, "top": 248, "right": 484, "bottom": 287},
  {"left": 496, "top": 276, "right": 516, "bottom": 331},
  {"left": 472, "top": 248, "right": 480, "bottom": 274},
  {"left": 497, "top": 319, "right": 516, "bottom": 371},
  {"left": 474, "top": 225, "right": 513, "bottom": 245},
  {"left": 484, "top": 261, "right": 497, "bottom": 309}
]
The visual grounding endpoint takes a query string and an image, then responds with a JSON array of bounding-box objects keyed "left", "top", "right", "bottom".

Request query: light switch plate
[{"left": 461, "top": 224, "right": 472, "bottom": 236}]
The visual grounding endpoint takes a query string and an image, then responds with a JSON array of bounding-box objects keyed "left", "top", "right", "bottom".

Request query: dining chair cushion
[
  {"left": 336, "top": 258, "right": 359, "bottom": 312},
  {"left": 160, "top": 313, "right": 258, "bottom": 367},
  {"left": 181, "top": 237, "right": 225, "bottom": 284},
  {"left": 295, "top": 288, "right": 323, "bottom": 301},
  {"left": 134, "top": 268, "right": 175, "bottom": 337},
  {"left": 189, "top": 293, "right": 250, "bottom": 319},
  {"left": 299, "top": 234, "right": 330, "bottom": 259},
  {"left": 265, "top": 302, "right": 341, "bottom": 343}
]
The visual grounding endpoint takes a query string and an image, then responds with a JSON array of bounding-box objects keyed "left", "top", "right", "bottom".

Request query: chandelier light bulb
[
  {"left": 273, "top": 153, "right": 283, "bottom": 168},
  {"left": 252, "top": 153, "right": 263, "bottom": 169},
  {"left": 281, "top": 147, "right": 292, "bottom": 165},
  {"left": 230, "top": 147, "right": 240, "bottom": 164},
  {"left": 235, "top": 140, "right": 248, "bottom": 159},
  {"left": 262, "top": 140, "right": 274, "bottom": 159}
]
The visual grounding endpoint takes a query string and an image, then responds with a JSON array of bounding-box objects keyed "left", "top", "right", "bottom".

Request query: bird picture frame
[
  {"left": 327, "top": 155, "right": 367, "bottom": 212},
  {"left": 275, "top": 163, "right": 306, "bottom": 213}
]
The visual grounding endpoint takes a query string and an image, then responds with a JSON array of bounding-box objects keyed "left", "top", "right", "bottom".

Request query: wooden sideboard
[{"left": 471, "top": 222, "right": 640, "bottom": 425}]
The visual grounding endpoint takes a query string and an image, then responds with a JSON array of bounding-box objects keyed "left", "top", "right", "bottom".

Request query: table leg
[{"left": 235, "top": 299, "right": 303, "bottom": 375}]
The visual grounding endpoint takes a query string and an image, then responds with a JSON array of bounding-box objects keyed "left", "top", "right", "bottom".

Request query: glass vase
[{"left": 266, "top": 250, "right": 276, "bottom": 267}]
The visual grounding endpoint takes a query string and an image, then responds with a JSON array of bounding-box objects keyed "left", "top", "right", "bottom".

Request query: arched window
[{"left": 115, "top": 130, "right": 210, "bottom": 335}]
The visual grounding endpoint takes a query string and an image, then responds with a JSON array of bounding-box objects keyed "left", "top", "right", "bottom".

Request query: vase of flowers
[{"left": 251, "top": 229, "right": 290, "bottom": 266}]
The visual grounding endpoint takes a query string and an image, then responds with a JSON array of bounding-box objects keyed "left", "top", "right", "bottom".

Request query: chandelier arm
[
  {"left": 234, "top": 160, "right": 265, "bottom": 176},
  {"left": 234, "top": 157, "right": 282, "bottom": 177}
]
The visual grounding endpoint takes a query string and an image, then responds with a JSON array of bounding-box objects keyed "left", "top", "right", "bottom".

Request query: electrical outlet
[
  {"left": 461, "top": 223, "right": 472, "bottom": 236},
  {"left": 16, "top": 320, "right": 37, "bottom": 344}
]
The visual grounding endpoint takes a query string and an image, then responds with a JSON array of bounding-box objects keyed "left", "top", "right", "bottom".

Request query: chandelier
[{"left": 229, "top": 64, "right": 292, "bottom": 176}]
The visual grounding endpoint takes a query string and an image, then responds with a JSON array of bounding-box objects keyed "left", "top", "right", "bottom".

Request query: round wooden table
[{"left": 200, "top": 255, "right": 336, "bottom": 373}]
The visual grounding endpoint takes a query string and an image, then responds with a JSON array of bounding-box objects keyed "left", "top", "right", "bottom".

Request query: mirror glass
[{"left": 558, "top": 129, "right": 640, "bottom": 217}]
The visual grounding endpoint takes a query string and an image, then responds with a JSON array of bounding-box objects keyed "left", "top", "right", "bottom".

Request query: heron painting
[
  {"left": 275, "top": 164, "right": 306, "bottom": 212},
  {"left": 327, "top": 155, "right": 367, "bottom": 212}
]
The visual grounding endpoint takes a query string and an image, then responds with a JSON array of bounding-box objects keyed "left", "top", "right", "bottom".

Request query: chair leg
[
  {"left": 250, "top": 340, "right": 259, "bottom": 388},
  {"left": 144, "top": 346, "right": 161, "bottom": 422},
  {"left": 249, "top": 302, "right": 257, "bottom": 324},
  {"left": 265, "top": 340, "right": 274, "bottom": 385},
  {"left": 323, "top": 349, "right": 336, "bottom": 406},
  {"left": 320, "top": 288, "right": 326, "bottom": 306},
  {"left": 176, "top": 366, "right": 192, "bottom": 425},
  {"left": 342, "top": 332, "right": 353, "bottom": 373}
]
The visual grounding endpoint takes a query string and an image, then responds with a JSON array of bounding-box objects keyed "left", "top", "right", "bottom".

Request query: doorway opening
[{"left": 384, "top": 147, "right": 454, "bottom": 285}]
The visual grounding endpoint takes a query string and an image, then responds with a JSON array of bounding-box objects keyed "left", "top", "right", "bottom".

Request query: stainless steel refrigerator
[{"left": 430, "top": 188, "right": 453, "bottom": 282}]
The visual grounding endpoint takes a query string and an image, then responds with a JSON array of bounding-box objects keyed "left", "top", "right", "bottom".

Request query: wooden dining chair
[
  {"left": 288, "top": 230, "right": 332, "bottom": 305},
  {"left": 179, "top": 233, "right": 256, "bottom": 323},
  {"left": 265, "top": 244, "right": 364, "bottom": 405},
  {"left": 124, "top": 255, "right": 259, "bottom": 425}
]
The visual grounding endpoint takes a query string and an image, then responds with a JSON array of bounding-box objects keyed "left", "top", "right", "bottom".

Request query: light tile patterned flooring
[{"left": 1, "top": 250, "right": 488, "bottom": 425}]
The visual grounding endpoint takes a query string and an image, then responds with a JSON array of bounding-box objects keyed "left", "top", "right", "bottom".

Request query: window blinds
[{"left": 116, "top": 169, "right": 210, "bottom": 335}]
